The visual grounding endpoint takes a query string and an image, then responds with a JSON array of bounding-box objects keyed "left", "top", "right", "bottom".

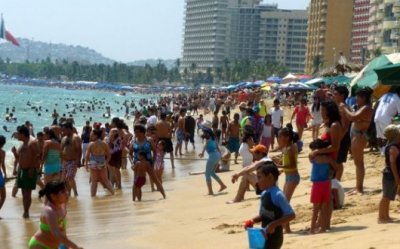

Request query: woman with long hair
[
  {"left": 42, "top": 129, "right": 62, "bottom": 184},
  {"left": 340, "top": 87, "right": 373, "bottom": 194}
]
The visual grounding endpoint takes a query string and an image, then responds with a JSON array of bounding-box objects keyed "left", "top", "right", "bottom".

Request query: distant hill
[
  {"left": 0, "top": 38, "right": 115, "bottom": 65},
  {"left": 127, "top": 59, "right": 177, "bottom": 69}
]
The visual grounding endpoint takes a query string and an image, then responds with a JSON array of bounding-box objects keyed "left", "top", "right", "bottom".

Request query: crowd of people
[{"left": 0, "top": 83, "right": 400, "bottom": 248}]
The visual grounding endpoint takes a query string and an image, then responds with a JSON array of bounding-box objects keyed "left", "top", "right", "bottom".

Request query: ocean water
[{"left": 0, "top": 83, "right": 158, "bottom": 170}]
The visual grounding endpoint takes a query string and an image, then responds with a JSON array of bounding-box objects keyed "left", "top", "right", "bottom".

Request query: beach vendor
[{"left": 244, "top": 162, "right": 295, "bottom": 249}]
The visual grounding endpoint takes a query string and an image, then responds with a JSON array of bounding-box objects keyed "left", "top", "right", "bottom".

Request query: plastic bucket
[{"left": 247, "top": 227, "right": 266, "bottom": 249}]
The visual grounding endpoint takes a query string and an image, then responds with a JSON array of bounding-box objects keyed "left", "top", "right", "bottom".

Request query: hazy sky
[{"left": 1, "top": 0, "right": 309, "bottom": 62}]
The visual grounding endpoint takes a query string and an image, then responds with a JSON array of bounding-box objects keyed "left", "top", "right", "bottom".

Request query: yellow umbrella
[{"left": 261, "top": 86, "right": 271, "bottom": 91}]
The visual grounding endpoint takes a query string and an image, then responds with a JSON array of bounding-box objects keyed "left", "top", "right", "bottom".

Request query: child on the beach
[
  {"left": 196, "top": 114, "right": 204, "bottom": 134},
  {"left": 29, "top": 181, "right": 82, "bottom": 249},
  {"left": 154, "top": 140, "right": 166, "bottom": 184},
  {"left": 309, "top": 139, "right": 338, "bottom": 233},
  {"left": 260, "top": 114, "right": 272, "bottom": 154},
  {"left": 272, "top": 127, "right": 299, "bottom": 233},
  {"left": 378, "top": 125, "right": 400, "bottom": 223},
  {"left": 244, "top": 162, "right": 295, "bottom": 249},
  {"left": 132, "top": 151, "right": 149, "bottom": 202},
  {"left": 220, "top": 110, "right": 229, "bottom": 142},
  {"left": 0, "top": 136, "right": 6, "bottom": 217}
]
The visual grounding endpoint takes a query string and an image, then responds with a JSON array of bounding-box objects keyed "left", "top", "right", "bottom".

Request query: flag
[{"left": 0, "top": 15, "right": 20, "bottom": 46}]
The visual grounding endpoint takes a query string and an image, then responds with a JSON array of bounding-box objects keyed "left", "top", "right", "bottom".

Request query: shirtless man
[
  {"left": 156, "top": 112, "right": 175, "bottom": 168},
  {"left": 60, "top": 122, "right": 82, "bottom": 196},
  {"left": 175, "top": 109, "right": 186, "bottom": 157},
  {"left": 13, "top": 125, "right": 40, "bottom": 218},
  {"left": 227, "top": 113, "right": 241, "bottom": 164}
]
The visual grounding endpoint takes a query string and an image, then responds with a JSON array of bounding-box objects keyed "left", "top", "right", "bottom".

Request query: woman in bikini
[
  {"left": 340, "top": 87, "right": 373, "bottom": 194},
  {"left": 42, "top": 130, "right": 62, "bottom": 184},
  {"left": 86, "top": 129, "right": 114, "bottom": 197},
  {"left": 29, "top": 181, "right": 82, "bottom": 249}
]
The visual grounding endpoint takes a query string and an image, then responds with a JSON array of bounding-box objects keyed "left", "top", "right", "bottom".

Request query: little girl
[
  {"left": 154, "top": 140, "right": 166, "bottom": 184},
  {"left": 273, "top": 127, "right": 299, "bottom": 233},
  {"left": 260, "top": 114, "right": 272, "bottom": 154},
  {"left": 309, "top": 139, "right": 337, "bottom": 233},
  {"left": 132, "top": 151, "right": 150, "bottom": 202},
  {"left": 196, "top": 114, "right": 204, "bottom": 135}
]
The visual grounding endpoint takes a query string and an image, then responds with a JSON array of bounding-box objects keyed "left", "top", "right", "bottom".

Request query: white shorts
[{"left": 375, "top": 120, "right": 389, "bottom": 139}]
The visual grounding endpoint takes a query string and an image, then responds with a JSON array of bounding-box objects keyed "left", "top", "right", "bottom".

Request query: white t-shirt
[
  {"left": 261, "top": 124, "right": 272, "bottom": 138},
  {"left": 374, "top": 93, "right": 400, "bottom": 125},
  {"left": 270, "top": 107, "right": 284, "bottom": 128},
  {"left": 331, "top": 179, "right": 344, "bottom": 207},
  {"left": 239, "top": 142, "right": 253, "bottom": 168},
  {"left": 146, "top": 115, "right": 157, "bottom": 127}
]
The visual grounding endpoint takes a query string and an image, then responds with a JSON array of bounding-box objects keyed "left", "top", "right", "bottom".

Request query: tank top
[
  {"left": 384, "top": 143, "right": 400, "bottom": 179},
  {"left": 46, "top": 149, "right": 61, "bottom": 165},
  {"left": 282, "top": 146, "right": 297, "bottom": 173},
  {"left": 311, "top": 161, "right": 330, "bottom": 182},
  {"left": 239, "top": 142, "right": 253, "bottom": 167},
  {"left": 109, "top": 138, "right": 122, "bottom": 166},
  {"left": 206, "top": 140, "right": 218, "bottom": 154}
]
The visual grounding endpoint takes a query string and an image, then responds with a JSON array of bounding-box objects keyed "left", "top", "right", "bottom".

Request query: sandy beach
[{"left": 1, "top": 106, "right": 399, "bottom": 249}]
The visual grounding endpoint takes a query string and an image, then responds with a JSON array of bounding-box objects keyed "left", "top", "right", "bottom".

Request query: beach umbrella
[
  {"left": 266, "top": 76, "right": 282, "bottom": 83},
  {"left": 305, "top": 77, "right": 324, "bottom": 86},
  {"left": 282, "top": 73, "right": 298, "bottom": 83},
  {"left": 261, "top": 85, "right": 271, "bottom": 91},
  {"left": 351, "top": 53, "right": 400, "bottom": 88},
  {"left": 278, "top": 82, "right": 317, "bottom": 91},
  {"left": 374, "top": 63, "right": 400, "bottom": 85}
]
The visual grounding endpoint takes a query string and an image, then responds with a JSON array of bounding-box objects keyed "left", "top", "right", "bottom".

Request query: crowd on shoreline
[{"left": 0, "top": 82, "right": 400, "bottom": 248}]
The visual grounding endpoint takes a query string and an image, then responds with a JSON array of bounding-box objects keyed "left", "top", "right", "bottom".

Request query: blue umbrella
[{"left": 267, "top": 76, "right": 282, "bottom": 84}]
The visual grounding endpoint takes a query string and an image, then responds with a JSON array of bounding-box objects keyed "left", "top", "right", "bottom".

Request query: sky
[{"left": 1, "top": 0, "right": 309, "bottom": 62}]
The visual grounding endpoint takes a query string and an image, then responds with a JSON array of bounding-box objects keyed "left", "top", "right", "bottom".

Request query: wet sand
[{"left": 1, "top": 106, "right": 400, "bottom": 248}]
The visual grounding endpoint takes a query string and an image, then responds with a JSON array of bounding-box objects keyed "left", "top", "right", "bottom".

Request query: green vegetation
[{"left": 0, "top": 57, "right": 288, "bottom": 84}]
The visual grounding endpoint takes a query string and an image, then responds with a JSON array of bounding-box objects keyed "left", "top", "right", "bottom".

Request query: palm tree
[
  {"left": 190, "top": 62, "right": 197, "bottom": 83},
  {"left": 373, "top": 47, "right": 382, "bottom": 58}
]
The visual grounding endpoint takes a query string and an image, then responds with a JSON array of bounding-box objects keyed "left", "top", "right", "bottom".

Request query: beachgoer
[
  {"left": 290, "top": 99, "right": 311, "bottom": 140},
  {"left": 154, "top": 140, "right": 166, "bottom": 184},
  {"left": 220, "top": 110, "right": 229, "bottom": 142},
  {"left": 308, "top": 139, "right": 338, "bottom": 234},
  {"left": 155, "top": 112, "right": 175, "bottom": 168},
  {"left": 60, "top": 122, "right": 81, "bottom": 197},
  {"left": 273, "top": 127, "right": 299, "bottom": 233},
  {"left": 28, "top": 181, "right": 82, "bottom": 249},
  {"left": 130, "top": 124, "right": 166, "bottom": 199},
  {"left": 198, "top": 128, "right": 227, "bottom": 195},
  {"left": 271, "top": 99, "right": 284, "bottom": 149},
  {"left": 132, "top": 151, "right": 149, "bottom": 202},
  {"left": 374, "top": 89, "right": 400, "bottom": 155},
  {"left": 339, "top": 87, "right": 373, "bottom": 194},
  {"left": 378, "top": 125, "right": 400, "bottom": 223},
  {"left": 260, "top": 114, "right": 272, "bottom": 154},
  {"left": 333, "top": 86, "right": 351, "bottom": 181},
  {"left": 227, "top": 113, "right": 241, "bottom": 164},
  {"left": 85, "top": 129, "right": 114, "bottom": 197},
  {"left": 239, "top": 127, "right": 255, "bottom": 168},
  {"left": 175, "top": 109, "right": 186, "bottom": 157},
  {"left": 13, "top": 125, "right": 40, "bottom": 218},
  {"left": 310, "top": 96, "right": 323, "bottom": 141},
  {"left": 229, "top": 145, "right": 271, "bottom": 203},
  {"left": 0, "top": 135, "right": 6, "bottom": 217},
  {"left": 243, "top": 162, "right": 295, "bottom": 249},
  {"left": 184, "top": 112, "right": 196, "bottom": 150},
  {"left": 42, "top": 129, "right": 62, "bottom": 184}
]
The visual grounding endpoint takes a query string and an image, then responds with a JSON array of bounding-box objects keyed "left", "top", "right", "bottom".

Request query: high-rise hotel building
[
  {"left": 368, "top": 0, "right": 400, "bottom": 54},
  {"left": 351, "top": 0, "right": 370, "bottom": 65},
  {"left": 181, "top": 0, "right": 308, "bottom": 73},
  {"left": 304, "top": 0, "right": 353, "bottom": 74}
]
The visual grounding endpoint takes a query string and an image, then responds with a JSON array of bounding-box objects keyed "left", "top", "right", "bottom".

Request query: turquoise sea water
[{"left": 0, "top": 83, "right": 157, "bottom": 170}]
